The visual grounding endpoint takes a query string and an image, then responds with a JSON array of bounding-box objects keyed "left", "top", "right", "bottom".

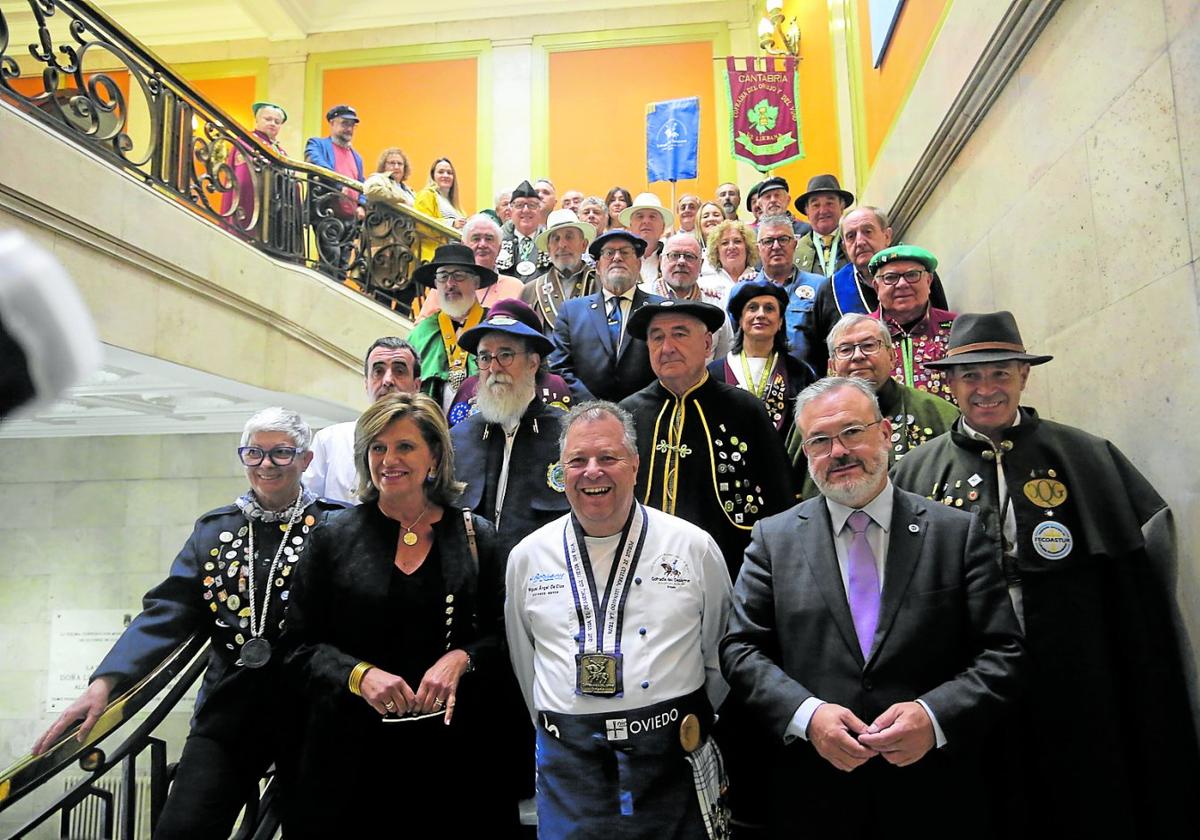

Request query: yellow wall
[
  {"left": 189, "top": 75, "right": 257, "bottom": 133},
  {"left": 855, "top": 0, "right": 949, "bottom": 169},
  {"left": 547, "top": 41, "right": 718, "bottom": 201},
  {"left": 772, "top": 0, "right": 843, "bottom": 191},
  {"left": 320, "top": 59, "right": 479, "bottom": 213}
]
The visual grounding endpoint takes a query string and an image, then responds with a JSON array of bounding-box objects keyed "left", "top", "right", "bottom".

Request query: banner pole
[{"left": 670, "top": 181, "right": 676, "bottom": 223}]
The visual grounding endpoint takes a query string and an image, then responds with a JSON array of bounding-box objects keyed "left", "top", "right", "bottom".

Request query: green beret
[
  {"left": 869, "top": 244, "right": 938, "bottom": 274},
  {"left": 252, "top": 101, "right": 288, "bottom": 122}
]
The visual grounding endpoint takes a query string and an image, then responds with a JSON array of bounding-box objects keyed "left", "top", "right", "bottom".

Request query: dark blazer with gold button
[
  {"left": 719, "top": 487, "right": 1025, "bottom": 834},
  {"left": 282, "top": 503, "right": 503, "bottom": 704},
  {"left": 90, "top": 499, "right": 346, "bottom": 739}
]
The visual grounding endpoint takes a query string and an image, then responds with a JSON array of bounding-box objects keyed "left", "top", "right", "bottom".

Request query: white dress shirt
[
  {"left": 601, "top": 288, "right": 635, "bottom": 348},
  {"left": 302, "top": 421, "right": 359, "bottom": 504}
]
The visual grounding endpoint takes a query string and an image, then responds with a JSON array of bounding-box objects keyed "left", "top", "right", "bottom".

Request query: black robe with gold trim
[{"left": 620, "top": 374, "right": 794, "bottom": 578}]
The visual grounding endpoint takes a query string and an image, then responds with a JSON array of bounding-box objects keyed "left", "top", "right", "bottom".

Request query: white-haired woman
[{"left": 31, "top": 407, "right": 345, "bottom": 839}]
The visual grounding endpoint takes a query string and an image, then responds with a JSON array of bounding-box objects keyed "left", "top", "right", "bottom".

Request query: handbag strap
[{"left": 461, "top": 508, "right": 478, "bottom": 566}]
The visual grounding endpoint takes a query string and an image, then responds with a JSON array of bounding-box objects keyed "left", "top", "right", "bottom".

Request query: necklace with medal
[
  {"left": 397, "top": 502, "right": 431, "bottom": 546},
  {"left": 241, "top": 490, "right": 303, "bottom": 668},
  {"left": 564, "top": 504, "right": 648, "bottom": 697}
]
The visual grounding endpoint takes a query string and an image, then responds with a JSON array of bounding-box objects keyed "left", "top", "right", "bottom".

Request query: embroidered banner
[
  {"left": 724, "top": 56, "right": 805, "bottom": 172},
  {"left": 646, "top": 96, "right": 700, "bottom": 183}
]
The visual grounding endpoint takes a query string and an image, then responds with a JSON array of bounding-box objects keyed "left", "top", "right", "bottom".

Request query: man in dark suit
[
  {"left": 720, "top": 376, "right": 1024, "bottom": 838},
  {"left": 548, "top": 229, "right": 664, "bottom": 402}
]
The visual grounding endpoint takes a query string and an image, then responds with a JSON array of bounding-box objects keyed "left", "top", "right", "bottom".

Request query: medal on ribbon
[{"left": 563, "top": 504, "right": 648, "bottom": 697}]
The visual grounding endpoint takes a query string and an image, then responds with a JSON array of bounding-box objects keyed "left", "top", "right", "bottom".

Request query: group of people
[{"left": 34, "top": 155, "right": 1200, "bottom": 839}]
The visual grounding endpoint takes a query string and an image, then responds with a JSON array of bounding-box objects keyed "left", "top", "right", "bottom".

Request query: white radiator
[{"left": 59, "top": 773, "right": 153, "bottom": 840}]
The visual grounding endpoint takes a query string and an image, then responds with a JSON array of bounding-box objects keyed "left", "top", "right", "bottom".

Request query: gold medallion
[
  {"left": 578, "top": 653, "right": 619, "bottom": 696},
  {"left": 679, "top": 713, "right": 701, "bottom": 753},
  {"left": 1023, "top": 478, "right": 1067, "bottom": 509},
  {"left": 402, "top": 531, "right": 419, "bottom": 546}
]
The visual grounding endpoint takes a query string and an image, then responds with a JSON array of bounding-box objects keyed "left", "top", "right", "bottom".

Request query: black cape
[{"left": 892, "top": 408, "right": 1200, "bottom": 835}]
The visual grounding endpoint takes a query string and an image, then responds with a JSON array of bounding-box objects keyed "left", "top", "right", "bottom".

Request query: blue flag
[{"left": 646, "top": 97, "right": 699, "bottom": 183}]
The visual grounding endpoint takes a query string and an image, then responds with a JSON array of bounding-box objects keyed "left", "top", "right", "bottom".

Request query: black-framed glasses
[
  {"left": 434, "top": 269, "right": 477, "bottom": 284},
  {"left": 800, "top": 421, "right": 883, "bottom": 458},
  {"left": 758, "top": 235, "right": 794, "bottom": 249},
  {"left": 832, "top": 339, "right": 885, "bottom": 360},
  {"left": 476, "top": 349, "right": 528, "bottom": 368},
  {"left": 599, "top": 246, "right": 637, "bottom": 261},
  {"left": 238, "top": 446, "right": 302, "bottom": 467},
  {"left": 876, "top": 269, "right": 928, "bottom": 286}
]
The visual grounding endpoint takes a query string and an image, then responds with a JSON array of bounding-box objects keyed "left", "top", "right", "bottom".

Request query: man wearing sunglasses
[
  {"left": 721, "top": 376, "right": 1024, "bottom": 837},
  {"left": 868, "top": 245, "right": 958, "bottom": 404}
]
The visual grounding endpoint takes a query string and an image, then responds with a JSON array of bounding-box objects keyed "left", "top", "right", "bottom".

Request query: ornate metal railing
[
  {"left": 0, "top": 0, "right": 457, "bottom": 313},
  {"left": 0, "top": 636, "right": 281, "bottom": 839}
]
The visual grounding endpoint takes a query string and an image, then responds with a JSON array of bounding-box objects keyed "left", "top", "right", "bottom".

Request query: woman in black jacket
[{"left": 283, "top": 393, "right": 509, "bottom": 835}]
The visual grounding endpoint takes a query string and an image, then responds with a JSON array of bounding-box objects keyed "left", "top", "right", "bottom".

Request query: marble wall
[
  {"left": 0, "top": 433, "right": 244, "bottom": 838},
  {"left": 904, "top": 0, "right": 1200, "bottom": 696}
]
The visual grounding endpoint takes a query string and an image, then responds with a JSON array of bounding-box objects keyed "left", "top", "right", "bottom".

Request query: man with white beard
[
  {"left": 640, "top": 232, "right": 733, "bottom": 361},
  {"left": 451, "top": 307, "right": 571, "bottom": 560},
  {"left": 408, "top": 242, "right": 496, "bottom": 411}
]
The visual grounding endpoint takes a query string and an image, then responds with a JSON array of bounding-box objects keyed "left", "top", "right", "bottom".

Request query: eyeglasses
[
  {"left": 476, "top": 349, "right": 527, "bottom": 368},
  {"left": 758, "top": 235, "right": 794, "bottom": 249},
  {"left": 664, "top": 251, "right": 700, "bottom": 263},
  {"left": 832, "top": 339, "right": 885, "bottom": 360},
  {"left": 434, "top": 269, "right": 477, "bottom": 284},
  {"left": 511, "top": 200, "right": 540, "bottom": 212},
  {"left": 599, "top": 247, "right": 637, "bottom": 260},
  {"left": 800, "top": 421, "right": 883, "bottom": 458},
  {"left": 238, "top": 446, "right": 303, "bottom": 467},
  {"left": 876, "top": 269, "right": 928, "bottom": 286}
]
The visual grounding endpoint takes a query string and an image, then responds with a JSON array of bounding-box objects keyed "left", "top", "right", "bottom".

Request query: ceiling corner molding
[{"left": 887, "top": 0, "right": 1063, "bottom": 240}]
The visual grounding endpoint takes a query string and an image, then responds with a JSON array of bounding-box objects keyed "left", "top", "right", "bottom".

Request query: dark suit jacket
[
  {"left": 720, "top": 486, "right": 1024, "bottom": 836},
  {"left": 547, "top": 288, "right": 664, "bottom": 402}
]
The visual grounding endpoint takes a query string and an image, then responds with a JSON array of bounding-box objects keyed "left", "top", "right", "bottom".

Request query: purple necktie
[{"left": 846, "top": 510, "right": 881, "bottom": 660}]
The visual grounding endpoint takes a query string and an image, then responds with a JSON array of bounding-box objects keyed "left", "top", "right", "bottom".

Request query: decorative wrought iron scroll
[{"left": 0, "top": 0, "right": 458, "bottom": 308}]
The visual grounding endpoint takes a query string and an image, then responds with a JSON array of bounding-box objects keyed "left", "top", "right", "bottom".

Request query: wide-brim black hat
[
  {"left": 626, "top": 300, "right": 727, "bottom": 341},
  {"left": 727, "top": 279, "right": 790, "bottom": 325},
  {"left": 588, "top": 229, "right": 647, "bottom": 260},
  {"left": 411, "top": 242, "right": 497, "bottom": 288},
  {"left": 924, "top": 311, "right": 1053, "bottom": 368},
  {"left": 794, "top": 174, "right": 855, "bottom": 215}
]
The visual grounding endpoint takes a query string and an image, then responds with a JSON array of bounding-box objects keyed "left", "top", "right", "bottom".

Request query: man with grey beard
[
  {"left": 521, "top": 208, "right": 597, "bottom": 330},
  {"left": 452, "top": 307, "right": 571, "bottom": 560},
  {"left": 721, "top": 376, "right": 1023, "bottom": 837}
]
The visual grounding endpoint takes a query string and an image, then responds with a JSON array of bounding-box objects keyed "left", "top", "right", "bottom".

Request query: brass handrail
[
  {"left": 0, "top": 0, "right": 458, "bottom": 309},
  {"left": 0, "top": 635, "right": 210, "bottom": 836}
]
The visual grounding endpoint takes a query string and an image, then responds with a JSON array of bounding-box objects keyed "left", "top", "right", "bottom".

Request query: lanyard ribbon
[{"left": 562, "top": 504, "right": 648, "bottom": 694}]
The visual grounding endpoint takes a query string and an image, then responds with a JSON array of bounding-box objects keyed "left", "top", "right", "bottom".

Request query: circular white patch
[{"left": 1032, "top": 520, "right": 1073, "bottom": 560}]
